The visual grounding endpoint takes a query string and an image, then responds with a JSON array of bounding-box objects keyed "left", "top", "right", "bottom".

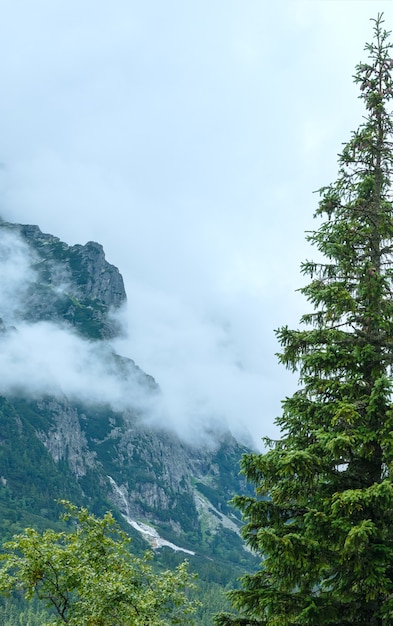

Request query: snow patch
[{"left": 107, "top": 475, "right": 195, "bottom": 556}]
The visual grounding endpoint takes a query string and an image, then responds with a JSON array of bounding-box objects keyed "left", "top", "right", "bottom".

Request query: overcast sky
[{"left": 0, "top": 1, "right": 392, "bottom": 448}]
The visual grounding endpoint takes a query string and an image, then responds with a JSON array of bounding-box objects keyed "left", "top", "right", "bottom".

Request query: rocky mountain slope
[{"left": 0, "top": 219, "right": 256, "bottom": 581}]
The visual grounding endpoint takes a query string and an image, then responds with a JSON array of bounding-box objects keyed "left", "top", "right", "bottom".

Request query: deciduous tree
[
  {"left": 216, "top": 14, "right": 393, "bottom": 626},
  {"left": 0, "top": 501, "right": 198, "bottom": 625}
]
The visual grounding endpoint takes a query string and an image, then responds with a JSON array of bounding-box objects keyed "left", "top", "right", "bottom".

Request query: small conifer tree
[{"left": 216, "top": 14, "right": 393, "bottom": 626}]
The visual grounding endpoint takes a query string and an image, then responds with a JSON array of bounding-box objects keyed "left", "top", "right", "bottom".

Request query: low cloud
[
  {"left": 0, "top": 228, "right": 276, "bottom": 449},
  {"left": 0, "top": 320, "right": 154, "bottom": 412},
  {"left": 0, "top": 228, "right": 295, "bottom": 450},
  {"left": 112, "top": 282, "right": 297, "bottom": 448},
  {"left": 0, "top": 229, "right": 155, "bottom": 417},
  {"left": 0, "top": 228, "right": 37, "bottom": 324}
]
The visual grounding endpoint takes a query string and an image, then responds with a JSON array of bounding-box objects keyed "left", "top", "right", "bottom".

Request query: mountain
[{"left": 0, "top": 219, "right": 257, "bottom": 617}]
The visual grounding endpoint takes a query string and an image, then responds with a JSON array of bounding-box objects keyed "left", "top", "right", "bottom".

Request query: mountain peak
[{"left": 0, "top": 220, "right": 126, "bottom": 339}]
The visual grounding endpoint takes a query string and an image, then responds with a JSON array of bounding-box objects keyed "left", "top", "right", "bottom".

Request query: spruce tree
[{"left": 215, "top": 14, "right": 393, "bottom": 626}]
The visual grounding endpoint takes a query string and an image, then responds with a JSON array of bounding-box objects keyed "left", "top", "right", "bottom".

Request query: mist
[
  {"left": 0, "top": 229, "right": 155, "bottom": 417},
  {"left": 0, "top": 227, "right": 286, "bottom": 448}
]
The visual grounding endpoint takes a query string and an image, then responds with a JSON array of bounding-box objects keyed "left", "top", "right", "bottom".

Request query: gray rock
[{"left": 0, "top": 221, "right": 126, "bottom": 338}]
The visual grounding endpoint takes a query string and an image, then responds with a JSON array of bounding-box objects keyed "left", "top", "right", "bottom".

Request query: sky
[{"left": 0, "top": 0, "right": 392, "bottom": 449}]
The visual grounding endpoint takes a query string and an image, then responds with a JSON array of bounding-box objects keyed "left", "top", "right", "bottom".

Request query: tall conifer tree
[{"left": 216, "top": 15, "right": 393, "bottom": 626}]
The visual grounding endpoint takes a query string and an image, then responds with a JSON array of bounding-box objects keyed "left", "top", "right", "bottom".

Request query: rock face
[
  {"left": 0, "top": 220, "right": 126, "bottom": 338},
  {"left": 34, "top": 398, "right": 97, "bottom": 478},
  {"left": 0, "top": 219, "right": 254, "bottom": 569}
]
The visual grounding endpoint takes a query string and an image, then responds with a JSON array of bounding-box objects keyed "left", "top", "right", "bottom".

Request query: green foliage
[
  {"left": 148, "top": 547, "right": 256, "bottom": 625},
  {"left": 217, "top": 14, "right": 393, "bottom": 626},
  {"left": 0, "top": 501, "right": 198, "bottom": 625}
]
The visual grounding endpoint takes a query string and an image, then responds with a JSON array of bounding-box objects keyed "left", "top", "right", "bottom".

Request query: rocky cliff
[
  {"left": 0, "top": 220, "right": 126, "bottom": 338},
  {"left": 0, "top": 220, "right": 255, "bottom": 574}
]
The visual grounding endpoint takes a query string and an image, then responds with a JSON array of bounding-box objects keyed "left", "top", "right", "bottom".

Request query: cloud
[
  {"left": 0, "top": 320, "right": 153, "bottom": 412},
  {"left": 0, "top": 229, "right": 155, "bottom": 415},
  {"left": 0, "top": 228, "right": 37, "bottom": 324},
  {"left": 112, "top": 279, "right": 299, "bottom": 447},
  {"left": 0, "top": 228, "right": 270, "bottom": 447},
  {"left": 0, "top": 1, "right": 392, "bottom": 448},
  {"left": 0, "top": 227, "right": 294, "bottom": 449}
]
